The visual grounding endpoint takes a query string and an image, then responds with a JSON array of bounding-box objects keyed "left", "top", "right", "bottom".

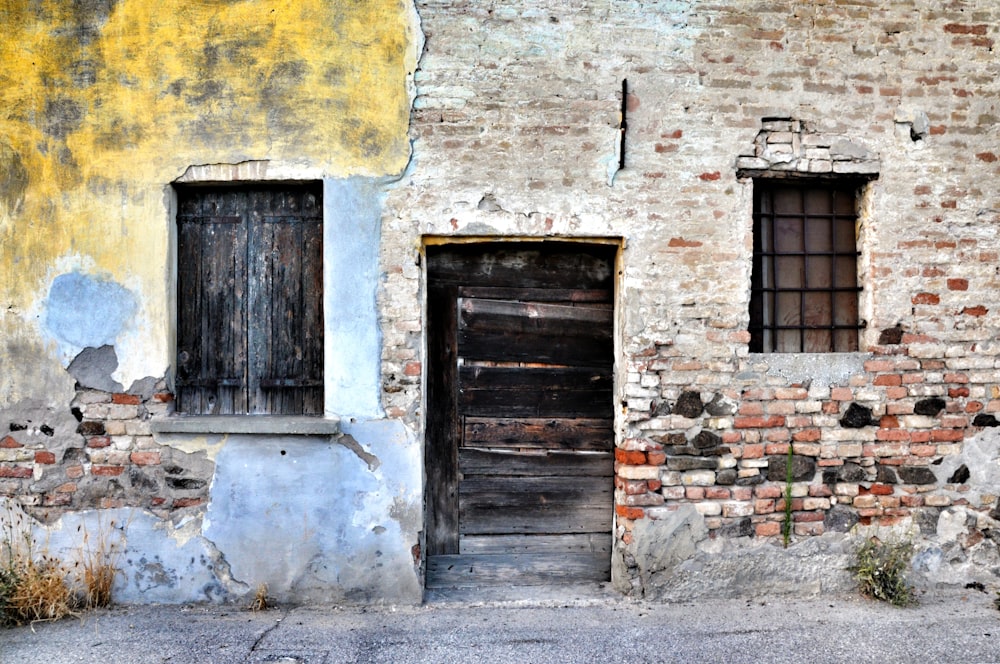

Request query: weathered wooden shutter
[
  {"left": 176, "top": 185, "right": 323, "bottom": 415},
  {"left": 247, "top": 187, "right": 324, "bottom": 414},
  {"left": 176, "top": 189, "right": 250, "bottom": 414}
]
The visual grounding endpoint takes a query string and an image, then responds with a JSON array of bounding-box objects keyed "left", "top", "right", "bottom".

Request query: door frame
[{"left": 420, "top": 236, "right": 623, "bottom": 589}]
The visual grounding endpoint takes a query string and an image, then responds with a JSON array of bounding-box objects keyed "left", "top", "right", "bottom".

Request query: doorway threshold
[{"left": 423, "top": 582, "right": 618, "bottom": 607}]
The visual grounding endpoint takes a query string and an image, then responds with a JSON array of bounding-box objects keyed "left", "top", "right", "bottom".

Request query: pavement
[{"left": 3, "top": 585, "right": 1000, "bottom": 664}]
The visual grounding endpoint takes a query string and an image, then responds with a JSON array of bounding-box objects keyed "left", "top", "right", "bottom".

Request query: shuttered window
[
  {"left": 175, "top": 184, "right": 323, "bottom": 414},
  {"left": 750, "top": 180, "right": 862, "bottom": 353}
]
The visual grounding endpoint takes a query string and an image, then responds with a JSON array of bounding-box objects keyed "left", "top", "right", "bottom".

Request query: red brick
[
  {"left": 742, "top": 444, "right": 764, "bottom": 459},
  {"left": 734, "top": 416, "right": 785, "bottom": 429},
  {"left": 873, "top": 374, "right": 902, "bottom": 387},
  {"left": 153, "top": 392, "right": 175, "bottom": 402},
  {"left": 880, "top": 415, "right": 900, "bottom": 428},
  {"left": 131, "top": 451, "right": 161, "bottom": 466},
  {"left": 685, "top": 487, "right": 705, "bottom": 500},
  {"left": 403, "top": 361, "right": 422, "bottom": 376},
  {"left": 949, "top": 387, "right": 970, "bottom": 398},
  {"left": 112, "top": 393, "right": 141, "bottom": 405},
  {"left": 793, "top": 511, "right": 825, "bottom": 522},
  {"left": 646, "top": 450, "right": 666, "bottom": 466},
  {"left": 615, "top": 505, "right": 645, "bottom": 520},
  {"left": 54, "top": 482, "right": 77, "bottom": 493},
  {"left": 876, "top": 429, "right": 910, "bottom": 441},
  {"left": 910, "top": 445, "right": 937, "bottom": 457},
  {"left": 0, "top": 436, "right": 21, "bottom": 448},
  {"left": 668, "top": 237, "right": 703, "bottom": 248},
  {"left": 966, "top": 401, "right": 983, "bottom": 413},
  {"left": 808, "top": 484, "right": 832, "bottom": 497},
  {"left": 765, "top": 428, "right": 791, "bottom": 442},
  {"left": 947, "top": 278, "right": 969, "bottom": 291},
  {"left": 944, "top": 23, "right": 988, "bottom": 35},
  {"left": 911, "top": 292, "right": 940, "bottom": 305},
  {"left": 705, "top": 487, "right": 730, "bottom": 500},
  {"left": 173, "top": 498, "right": 204, "bottom": 508},
  {"left": 615, "top": 449, "right": 647, "bottom": 465},
  {"left": 739, "top": 402, "right": 765, "bottom": 415},
  {"left": 830, "top": 387, "right": 853, "bottom": 401},
  {"left": 944, "top": 373, "right": 968, "bottom": 384},
  {"left": 43, "top": 493, "right": 72, "bottom": 507},
  {"left": 623, "top": 480, "right": 648, "bottom": 495},
  {"left": 864, "top": 360, "right": 895, "bottom": 372},
  {"left": 774, "top": 387, "right": 808, "bottom": 400},
  {"left": 755, "top": 521, "right": 782, "bottom": 537},
  {"left": 755, "top": 485, "right": 783, "bottom": 499},
  {"left": 92, "top": 465, "right": 124, "bottom": 476},
  {"left": 869, "top": 484, "right": 894, "bottom": 496},
  {"left": 66, "top": 465, "right": 84, "bottom": 479},
  {"left": 0, "top": 465, "right": 31, "bottom": 478},
  {"left": 754, "top": 499, "right": 775, "bottom": 514},
  {"left": 930, "top": 429, "right": 964, "bottom": 442},
  {"left": 976, "top": 152, "right": 998, "bottom": 163},
  {"left": 698, "top": 171, "right": 721, "bottom": 181},
  {"left": 962, "top": 305, "right": 988, "bottom": 317},
  {"left": 87, "top": 436, "right": 112, "bottom": 448},
  {"left": 34, "top": 451, "right": 56, "bottom": 464},
  {"left": 792, "top": 428, "right": 821, "bottom": 442},
  {"left": 731, "top": 487, "right": 753, "bottom": 501}
]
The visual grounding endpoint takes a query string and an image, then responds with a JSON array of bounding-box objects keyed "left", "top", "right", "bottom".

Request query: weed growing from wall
[
  {"left": 851, "top": 535, "right": 915, "bottom": 606},
  {"left": 1, "top": 501, "right": 127, "bottom": 626},
  {"left": 782, "top": 443, "right": 794, "bottom": 548}
]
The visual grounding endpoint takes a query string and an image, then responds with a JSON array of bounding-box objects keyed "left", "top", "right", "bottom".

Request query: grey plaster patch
[
  {"left": 324, "top": 178, "right": 383, "bottom": 418},
  {"left": 614, "top": 504, "right": 708, "bottom": 596},
  {"left": 649, "top": 535, "right": 856, "bottom": 601},
  {"left": 45, "top": 271, "right": 137, "bottom": 350},
  {"left": 932, "top": 428, "right": 1000, "bottom": 507},
  {"left": 67, "top": 344, "right": 123, "bottom": 392},
  {"left": 750, "top": 352, "right": 867, "bottom": 388},
  {"left": 204, "top": 418, "right": 421, "bottom": 604}
]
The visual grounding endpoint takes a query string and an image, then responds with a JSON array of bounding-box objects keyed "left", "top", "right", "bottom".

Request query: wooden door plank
[
  {"left": 426, "top": 244, "right": 616, "bottom": 290},
  {"left": 459, "top": 533, "right": 612, "bottom": 555},
  {"left": 458, "top": 331, "right": 612, "bottom": 367},
  {"left": 458, "top": 286, "right": 612, "bottom": 304},
  {"left": 426, "top": 553, "right": 611, "bottom": 588},
  {"left": 460, "top": 449, "right": 613, "bottom": 477},
  {"left": 459, "top": 504, "right": 612, "bottom": 535},
  {"left": 424, "top": 284, "right": 461, "bottom": 555},
  {"left": 460, "top": 475, "right": 613, "bottom": 498},
  {"left": 462, "top": 417, "right": 612, "bottom": 450},
  {"left": 459, "top": 298, "right": 613, "bottom": 336}
]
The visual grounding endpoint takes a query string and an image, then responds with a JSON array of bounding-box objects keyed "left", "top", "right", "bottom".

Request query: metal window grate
[{"left": 749, "top": 181, "right": 862, "bottom": 353}]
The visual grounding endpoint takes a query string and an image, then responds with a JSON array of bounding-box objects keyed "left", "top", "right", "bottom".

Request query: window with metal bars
[{"left": 749, "top": 180, "right": 862, "bottom": 353}]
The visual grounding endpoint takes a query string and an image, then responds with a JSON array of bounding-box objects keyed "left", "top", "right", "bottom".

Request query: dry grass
[
  {"left": 4, "top": 556, "right": 76, "bottom": 625},
  {"left": 1, "top": 502, "right": 127, "bottom": 626},
  {"left": 74, "top": 517, "right": 125, "bottom": 610},
  {"left": 247, "top": 583, "right": 270, "bottom": 612}
]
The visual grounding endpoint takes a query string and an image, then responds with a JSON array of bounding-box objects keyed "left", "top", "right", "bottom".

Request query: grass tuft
[
  {"left": 248, "top": 582, "right": 270, "bottom": 612},
  {"left": 851, "top": 535, "right": 915, "bottom": 607}
]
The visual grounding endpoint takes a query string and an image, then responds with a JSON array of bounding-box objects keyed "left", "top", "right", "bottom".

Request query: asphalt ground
[{"left": 3, "top": 587, "right": 1000, "bottom": 664}]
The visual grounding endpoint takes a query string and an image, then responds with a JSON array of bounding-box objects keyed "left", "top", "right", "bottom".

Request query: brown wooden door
[{"left": 425, "top": 242, "right": 615, "bottom": 589}]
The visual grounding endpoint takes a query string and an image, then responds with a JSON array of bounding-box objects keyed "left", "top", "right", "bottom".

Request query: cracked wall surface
[
  {"left": 0, "top": 0, "right": 425, "bottom": 605},
  {"left": 380, "top": 0, "right": 1000, "bottom": 598}
]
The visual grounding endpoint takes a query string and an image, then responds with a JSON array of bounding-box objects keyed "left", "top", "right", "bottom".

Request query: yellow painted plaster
[{"left": 0, "top": 0, "right": 419, "bottom": 403}]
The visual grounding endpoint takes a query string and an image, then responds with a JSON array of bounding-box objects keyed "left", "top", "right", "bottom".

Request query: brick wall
[
  {"left": 1, "top": 382, "right": 210, "bottom": 522},
  {"left": 381, "top": 0, "right": 1000, "bottom": 592}
]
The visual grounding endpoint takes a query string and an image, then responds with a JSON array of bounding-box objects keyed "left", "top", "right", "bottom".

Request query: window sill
[{"left": 149, "top": 415, "right": 341, "bottom": 436}]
